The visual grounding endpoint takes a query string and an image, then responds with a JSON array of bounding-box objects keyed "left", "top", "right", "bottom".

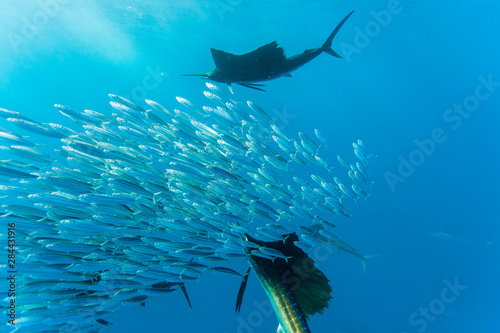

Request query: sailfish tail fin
[{"left": 322, "top": 10, "right": 355, "bottom": 58}]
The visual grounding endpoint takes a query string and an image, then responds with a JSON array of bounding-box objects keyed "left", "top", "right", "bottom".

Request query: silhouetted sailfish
[
  {"left": 184, "top": 11, "right": 354, "bottom": 93},
  {"left": 236, "top": 233, "right": 332, "bottom": 333}
]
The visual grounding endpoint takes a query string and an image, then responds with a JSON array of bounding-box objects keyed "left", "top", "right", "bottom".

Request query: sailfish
[
  {"left": 184, "top": 11, "right": 354, "bottom": 92},
  {"left": 236, "top": 233, "right": 333, "bottom": 333}
]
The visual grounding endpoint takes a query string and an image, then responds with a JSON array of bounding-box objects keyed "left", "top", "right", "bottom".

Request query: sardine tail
[{"left": 361, "top": 254, "right": 382, "bottom": 274}]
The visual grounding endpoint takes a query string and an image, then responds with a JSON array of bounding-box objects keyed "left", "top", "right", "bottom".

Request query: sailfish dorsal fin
[
  {"left": 289, "top": 247, "right": 332, "bottom": 317},
  {"left": 249, "top": 41, "right": 286, "bottom": 63},
  {"left": 210, "top": 48, "right": 237, "bottom": 69},
  {"left": 245, "top": 233, "right": 332, "bottom": 318},
  {"left": 210, "top": 41, "right": 286, "bottom": 70}
]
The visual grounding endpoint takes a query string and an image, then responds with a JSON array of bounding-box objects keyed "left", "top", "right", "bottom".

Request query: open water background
[{"left": 1, "top": 1, "right": 499, "bottom": 332}]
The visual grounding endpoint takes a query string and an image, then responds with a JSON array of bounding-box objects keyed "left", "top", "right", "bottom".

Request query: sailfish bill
[
  {"left": 236, "top": 233, "right": 332, "bottom": 333},
  {"left": 183, "top": 11, "right": 355, "bottom": 92}
]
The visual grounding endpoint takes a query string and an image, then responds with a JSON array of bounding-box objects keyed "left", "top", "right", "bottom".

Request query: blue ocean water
[{"left": 1, "top": 1, "right": 499, "bottom": 332}]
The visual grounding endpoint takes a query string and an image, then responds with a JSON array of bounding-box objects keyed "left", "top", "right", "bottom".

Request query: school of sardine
[{"left": 0, "top": 83, "right": 376, "bottom": 332}]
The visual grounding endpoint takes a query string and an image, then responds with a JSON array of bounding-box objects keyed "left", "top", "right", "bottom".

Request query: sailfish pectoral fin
[
  {"left": 243, "top": 82, "right": 266, "bottom": 86},
  {"left": 236, "top": 83, "right": 267, "bottom": 92},
  {"left": 180, "top": 283, "right": 192, "bottom": 309},
  {"left": 227, "top": 82, "right": 234, "bottom": 94},
  {"left": 235, "top": 266, "right": 252, "bottom": 313}
]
